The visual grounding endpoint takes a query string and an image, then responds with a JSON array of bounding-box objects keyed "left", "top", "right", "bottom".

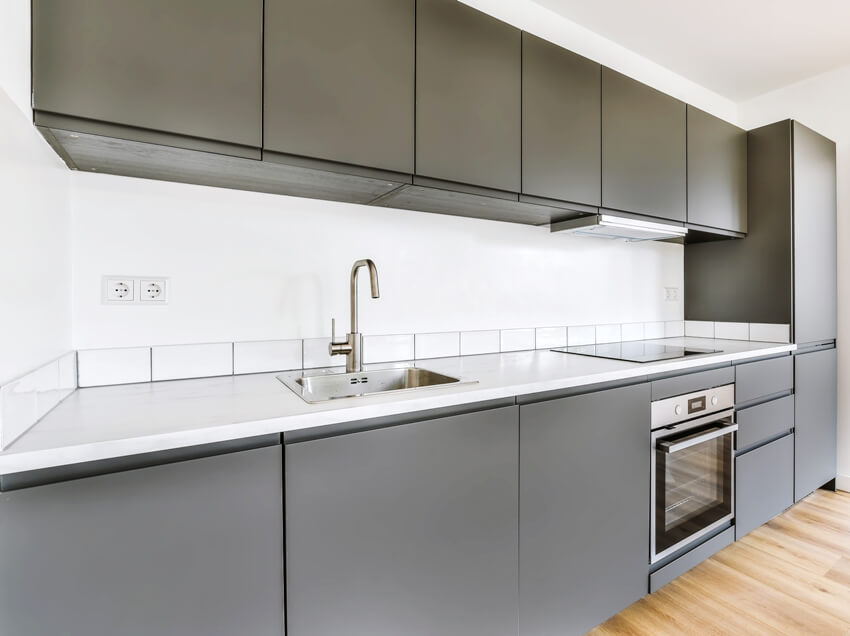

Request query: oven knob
[
  {"left": 674, "top": 405, "right": 683, "bottom": 416},
  {"left": 711, "top": 395, "right": 718, "bottom": 406}
]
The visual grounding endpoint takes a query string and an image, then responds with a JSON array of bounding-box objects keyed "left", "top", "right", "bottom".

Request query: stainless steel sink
[{"left": 278, "top": 367, "right": 475, "bottom": 403}]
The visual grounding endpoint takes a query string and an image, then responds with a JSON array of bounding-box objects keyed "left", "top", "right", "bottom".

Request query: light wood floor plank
[{"left": 589, "top": 489, "right": 850, "bottom": 635}]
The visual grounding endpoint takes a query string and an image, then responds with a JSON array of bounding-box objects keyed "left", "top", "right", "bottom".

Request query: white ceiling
[{"left": 534, "top": 0, "right": 850, "bottom": 101}]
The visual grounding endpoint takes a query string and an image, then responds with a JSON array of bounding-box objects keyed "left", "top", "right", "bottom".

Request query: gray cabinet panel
[
  {"left": 286, "top": 406, "right": 519, "bottom": 636},
  {"left": 793, "top": 122, "right": 837, "bottom": 345},
  {"left": 32, "top": 0, "right": 262, "bottom": 149},
  {"left": 736, "top": 395, "right": 794, "bottom": 452},
  {"left": 602, "top": 68, "right": 686, "bottom": 221},
  {"left": 795, "top": 347, "right": 838, "bottom": 501},
  {"left": 264, "top": 0, "right": 414, "bottom": 173},
  {"left": 649, "top": 527, "right": 734, "bottom": 593},
  {"left": 687, "top": 106, "right": 747, "bottom": 233},
  {"left": 736, "top": 434, "right": 794, "bottom": 539},
  {"left": 522, "top": 33, "right": 601, "bottom": 205},
  {"left": 520, "top": 383, "right": 650, "bottom": 636},
  {"left": 650, "top": 366, "right": 734, "bottom": 401},
  {"left": 416, "top": 0, "right": 521, "bottom": 192},
  {"left": 735, "top": 355, "right": 793, "bottom": 404},
  {"left": 0, "top": 446, "right": 284, "bottom": 636}
]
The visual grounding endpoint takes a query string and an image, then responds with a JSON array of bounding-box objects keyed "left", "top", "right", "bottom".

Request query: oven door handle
[{"left": 659, "top": 418, "right": 738, "bottom": 454}]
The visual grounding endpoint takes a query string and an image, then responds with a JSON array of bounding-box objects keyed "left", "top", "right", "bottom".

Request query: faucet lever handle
[{"left": 330, "top": 317, "right": 344, "bottom": 344}]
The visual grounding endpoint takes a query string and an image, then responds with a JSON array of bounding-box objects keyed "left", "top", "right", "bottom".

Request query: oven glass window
[{"left": 655, "top": 426, "right": 733, "bottom": 557}]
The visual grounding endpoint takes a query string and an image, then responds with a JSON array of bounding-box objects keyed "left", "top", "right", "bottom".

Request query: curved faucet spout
[{"left": 349, "top": 259, "right": 380, "bottom": 351}]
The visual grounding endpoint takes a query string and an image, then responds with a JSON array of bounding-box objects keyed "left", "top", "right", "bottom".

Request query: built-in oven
[{"left": 650, "top": 383, "right": 737, "bottom": 564}]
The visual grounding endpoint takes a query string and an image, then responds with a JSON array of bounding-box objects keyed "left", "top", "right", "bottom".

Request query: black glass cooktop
[{"left": 551, "top": 341, "right": 719, "bottom": 363}]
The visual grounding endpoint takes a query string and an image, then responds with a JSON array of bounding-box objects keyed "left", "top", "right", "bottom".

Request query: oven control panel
[{"left": 650, "top": 383, "right": 735, "bottom": 430}]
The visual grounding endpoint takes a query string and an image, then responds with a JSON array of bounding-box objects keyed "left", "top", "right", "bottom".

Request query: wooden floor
[{"left": 589, "top": 490, "right": 850, "bottom": 635}]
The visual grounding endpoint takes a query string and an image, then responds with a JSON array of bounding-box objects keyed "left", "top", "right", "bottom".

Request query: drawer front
[
  {"left": 651, "top": 366, "right": 734, "bottom": 401},
  {"left": 735, "top": 356, "right": 793, "bottom": 404},
  {"left": 649, "top": 527, "right": 734, "bottom": 593},
  {"left": 735, "top": 434, "right": 794, "bottom": 539},
  {"left": 736, "top": 395, "right": 794, "bottom": 451}
]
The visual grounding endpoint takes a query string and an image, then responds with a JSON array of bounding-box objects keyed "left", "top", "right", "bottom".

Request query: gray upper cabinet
[
  {"left": 416, "top": 0, "right": 521, "bottom": 192},
  {"left": 795, "top": 347, "right": 838, "bottom": 501},
  {"left": 602, "top": 68, "right": 687, "bottom": 222},
  {"left": 32, "top": 0, "right": 262, "bottom": 152},
  {"left": 519, "top": 383, "right": 650, "bottom": 635},
  {"left": 264, "top": 0, "right": 414, "bottom": 174},
  {"left": 687, "top": 106, "right": 747, "bottom": 233},
  {"left": 793, "top": 122, "right": 837, "bottom": 345},
  {"left": 0, "top": 446, "right": 284, "bottom": 636},
  {"left": 286, "top": 406, "right": 520, "bottom": 636}
]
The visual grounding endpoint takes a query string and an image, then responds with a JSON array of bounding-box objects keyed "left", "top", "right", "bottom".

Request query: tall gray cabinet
[
  {"left": 519, "top": 383, "right": 650, "bottom": 635},
  {"left": 285, "top": 406, "right": 520, "bottom": 636},
  {"left": 0, "top": 446, "right": 285, "bottom": 636},
  {"left": 795, "top": 347, "right": 838, "bottom": 501}
]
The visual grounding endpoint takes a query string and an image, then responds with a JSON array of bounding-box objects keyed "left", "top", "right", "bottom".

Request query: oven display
[{"left": 688, "top": 396, "right": 706, "bottom": 414}]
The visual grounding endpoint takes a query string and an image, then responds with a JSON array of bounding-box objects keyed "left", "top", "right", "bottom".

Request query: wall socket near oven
[
  {"left": 664, "top": 287, "right": 680, "bottom": 302},
  {"left": 102, "top": 276, "right": 168, "bottom": 305}
]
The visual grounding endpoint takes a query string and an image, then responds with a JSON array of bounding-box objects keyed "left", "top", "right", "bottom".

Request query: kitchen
[{"left": 0, "top": 0, "right": 847, "bottom": 634}]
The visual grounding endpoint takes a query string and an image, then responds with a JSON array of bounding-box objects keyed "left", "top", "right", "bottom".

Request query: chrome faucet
[{"left": 329, "top": 259, "right": 380, "bottom": 373}]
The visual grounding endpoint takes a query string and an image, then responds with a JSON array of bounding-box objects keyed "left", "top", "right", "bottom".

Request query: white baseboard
[{"left": 837, "top": 474, "right": 850, "bottom": 493}]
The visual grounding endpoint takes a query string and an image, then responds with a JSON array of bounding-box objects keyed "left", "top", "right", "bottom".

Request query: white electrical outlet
[
  {"left": 103, "top": 278, "right": 135, "bottom": 303},
  {"left": 139, "top": 278, "right": 168, "bottom": 303},
  {"left": 664, "top": 287, "right": 680, "bottom": 302}
]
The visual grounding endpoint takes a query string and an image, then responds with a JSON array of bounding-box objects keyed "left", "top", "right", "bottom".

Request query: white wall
[
  {"left": 739, "top": 63, "right": 850, "bottom": 490},
  {"left": 70, "top": 172, "right": 683, "bottom": 348}
]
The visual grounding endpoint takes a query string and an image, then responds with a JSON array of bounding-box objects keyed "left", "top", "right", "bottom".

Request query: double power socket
[{"left": 103, "top": 276, "right": 169, "bottom": 305}]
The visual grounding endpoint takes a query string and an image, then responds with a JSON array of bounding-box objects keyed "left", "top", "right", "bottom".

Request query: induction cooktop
[{"left": 551, "top": 341, "right": 719, "bottom": 363}]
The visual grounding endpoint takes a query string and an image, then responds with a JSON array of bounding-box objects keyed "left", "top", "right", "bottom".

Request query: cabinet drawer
[
  {"left": 736, "top": 395, "right": 794, "bottom": 452},
  {"left": 735, "top": 356, "right": 792, "bottom": 404},
  {"left": 651, "top": 366, "right": 734, "bottom": 401},
  {"left": 735, "top": 434, "right": 794, "bottom": 539}
]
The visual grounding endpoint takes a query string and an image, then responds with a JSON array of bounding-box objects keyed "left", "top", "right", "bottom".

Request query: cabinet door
[
  {"left": 522, "top": 33, "right": 601, "bottom": 205},
  {"left": 286, "top": 406, "right": 519, "bottom": 636},
  {"left": 795, "top": 348, "right": 838, "bottom": 501},
  {"left": 687, "top": 106, "right": 747, "bottom": 233},
  {"left": 602, "top": 69, "right": 686, "bottom": 221},
  {"left": 793, "top": 122, "right": 837, "bottom": 345},
  {"left": 264, "top": 0, "right": 414, "bottom": 173},
  {"left": 32, "top": 0, "right": 262, "bottom": 149},
  {"left": 0, "top": 446, "right": 284, "bottom": 636},
  {"left": 416, "top": 0, "right": 521, "bottom": 192},
  {"left": 520, "top": 383, "right": 650, "bottom": 636},
  {"left": 736, "top": 434, "right": 794, "bottom": 539}
]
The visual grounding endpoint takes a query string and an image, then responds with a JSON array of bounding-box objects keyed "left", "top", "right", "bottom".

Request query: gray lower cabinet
[
  {"left": 0, "top": 446, "right": 285, "bottom": 636},
  {"left": 522, "top": 32, "right": 601, "bottom": 206},
  {"left": 686, "top": 105, "right": 747, "bottom": 233},
  {"left": 416, "top": 0, "right": 521, "bottom": 192},
  {"left": 795, "top": 347, "right": 838, "bottom": 501},
  {"left": 263, "top": 0, "right": 414, "bottom": 174},
  {"left": 285, "top": 406, "right": 519, "bottom": 636},
  {"left": 519, "top": 383, "right": 650, "bottom": 636},
  {"left": 735, "top": 434, "right": 794, "bottom": 539},
  {"left": 601, "top": 68, "right": 686, "bottom": 222},
  {"left": 32, "top": 0, "right": 262, "bottom": 150}
]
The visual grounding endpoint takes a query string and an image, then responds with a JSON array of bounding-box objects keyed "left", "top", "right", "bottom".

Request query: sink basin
[{"left": 278, "top": 367, "right": 475, "bottom": 403}]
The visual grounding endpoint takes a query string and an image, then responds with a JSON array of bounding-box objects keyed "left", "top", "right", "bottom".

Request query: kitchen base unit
[{"left": 0, "top": 443, "right": 285, "bottom": 636}]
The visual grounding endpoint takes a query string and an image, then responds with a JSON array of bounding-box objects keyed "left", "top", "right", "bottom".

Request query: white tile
[
  {"left": 58, "top": 351, "right": 78, "bottom": 394},
  {"left": 749, "top": 323, "right": 791, "bottom": 344},
  {"left": 0, "top": 375, "right": 38, "bottom": 449},
  {"left": 152, "top": 343, "right": 233, "bottom": 381},
  {"left": 621, "top": 323, "right": 645, "bottom": 342},
  {"left": 78, "top": 347, "right": 151, "bottom": 387},
  {"left": 535, "top": 327, "right": 567, "bottom": 349},
  {"left": 685, "top": 321, "right": 715, "bottom": 338},
  {"left": 234, "top": 340, "right": 302, "bottom": 375},
  {"left": 460, "top": 330, "right": 500, "bottom": 356},
  {"left": 303, "top": 337, "right": 340, "bottom": 369},
  {"left": 714, "top": 322, "right": 750, "bottom": 341},
  {"left": 415, "top": 332, "right": 460, "bottom": 360},
  {"left": 664, "top": 321, "right": 685, "bottom": 337},
  {"left": 567, "top": 325, "right": 596, "bottom": 346},
  {"left": 363, "top": 334, "right": 415, "bottom": 364},
  {"left": 595, "top": 324, "right": 622, "bottom": 344},
  {"left": 643, "top": 322, "right": 666, "bottom": 339},
  {"left": 501, "top": 328, "right": 535, "bottom": 352}
]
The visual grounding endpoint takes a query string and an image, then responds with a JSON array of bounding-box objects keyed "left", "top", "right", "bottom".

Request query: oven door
[{"left": 651, "top": 410, "right": 737, "bottom": 563}]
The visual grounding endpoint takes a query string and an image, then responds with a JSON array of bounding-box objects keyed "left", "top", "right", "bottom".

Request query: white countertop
[{"left": 0, "top": 337, "right": 795, "bottom": 475}]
